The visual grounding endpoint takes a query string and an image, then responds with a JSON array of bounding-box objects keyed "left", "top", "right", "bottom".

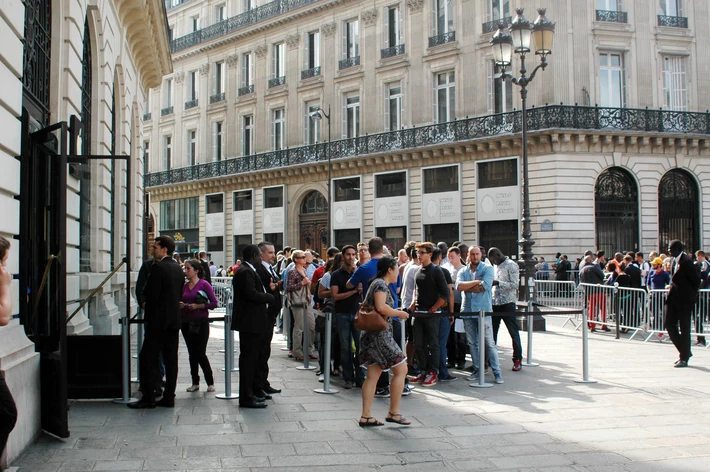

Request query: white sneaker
[{"left": 318, "top": 374, "right": 324, "bottom": 382}]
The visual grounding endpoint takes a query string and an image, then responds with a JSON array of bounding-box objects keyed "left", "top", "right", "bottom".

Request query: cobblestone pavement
[{"left": 10, "top": 316, "right": 710, "bottom": 472}]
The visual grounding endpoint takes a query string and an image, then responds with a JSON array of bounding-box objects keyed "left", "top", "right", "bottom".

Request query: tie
[{"left": 269, "top": 266, "right": 279, "bottom": 282}]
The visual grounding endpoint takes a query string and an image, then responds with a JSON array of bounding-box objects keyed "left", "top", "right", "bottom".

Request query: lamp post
[
  {"left": 490, "top": 8, "right": 555, "bottom": 303},
  {"left": 310, "top": 105, "right": 332, "bottom": 246}
]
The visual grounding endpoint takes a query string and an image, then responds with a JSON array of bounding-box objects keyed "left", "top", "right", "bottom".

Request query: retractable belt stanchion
[
  {"left": 297, "top": 307, "right": 316, "bottom": 371},
  {"left": 113, "top": 313, "right": 138, "bottom": 404},
  {"left": 524, "top": 278, "right": 540, "bottom": 367},
  {"left": 470, "top": 310, "right": 493, "bottom": 388},
  {"left": 216, "top": 312, "right": 239, "bottom": 399},
  {"left": 222, "top": 330, "right": 239, "bottom": 372},
  {"left": 575, "top": 311, "right": 597, "bottom": 384},
  {"left": 280, "top": 301, "right": 290, "bottom": 351},
  {"left": 314, "top": 312, "right": 339, "bottom": 394},
  {"left": 131, "top": 310, "right": 143, "bottom": 382}
]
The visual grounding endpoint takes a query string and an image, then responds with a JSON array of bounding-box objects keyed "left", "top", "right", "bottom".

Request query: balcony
[
  {"left": 268, "top": 76, "right": 286, "bottom": 88},
  {"left": 210, "top": 93, "right": 225, "bottom": 104},
  {"left": 184, "top": 99, "right": 198, "bottom": 110},
  {"left": 482, "top": 17, "right": 511, "bottom": 34},
  {"left": 338, "top": 56, "right": 360, "bottom": 70},
  {"left": 144, "top": 105, "right": 710, "bottom": 187},
  {"left": 595, "top": 10, "right": 627, "bottom": 23},
  {"left": 143, "top": 112, "right": 151, "bottom": 121},
  {"left": 381, "top": 44, "right": 405, "bottom": 59},
  {"left": 170, "top": 0, "right": 321, "bottom": 53},
  {"left": 160, "top": 106, "right": 173, "bottom": 117},
  {"left": 301, "top": 66, "right": 321, "bottom": 80},
  {"left": 238, "top": 84, "right": 254, "bottom": 96},
  {"left": 429, "top": 31, "right": 456, "bottom": 48},
  {"left": 657, "top": 15, "right": 688, "bottom": 28}
]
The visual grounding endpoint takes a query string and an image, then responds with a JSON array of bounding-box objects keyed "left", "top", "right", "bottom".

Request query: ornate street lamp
[
  {"left": 309, "top": 105, "right": 332, "bottom": 245},
  {"left": 491, "top": 8, "right": 555, "bottom": 303}
]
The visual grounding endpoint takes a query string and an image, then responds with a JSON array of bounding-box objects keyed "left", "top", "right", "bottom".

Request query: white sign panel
[
  {"left": 422, "top": 191, "right": 460, "bottom": 225},
  {"left": 205, "top": 213, "right": 225, "bottom": 237},
  {"left": 232, "top": 210, "right": 253, "bottom": 236},
  {"left": 375, "top": 196, "right": 408, "bottom": 228},
  {"left": 263, "top": 207, "right": 284, "bottom": 233},
  {"left": 476, "top": 185, "right": 520, "bottom": 222},
  {"left": 333, "top": 200, "right": 362, "bottom": 230}
]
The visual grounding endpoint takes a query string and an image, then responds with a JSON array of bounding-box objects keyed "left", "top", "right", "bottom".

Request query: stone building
[
  {"left": 0, "top": 0, "right": 171, "bottom": 465},
  {"left": 144, "top": 0, "right": 710, "bottom": 264}
]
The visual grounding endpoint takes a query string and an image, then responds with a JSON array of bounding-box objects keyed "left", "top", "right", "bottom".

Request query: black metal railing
[
  {"left": 657, "top": 15, "right": 688, "bottom": 28},
  {"left": 160, "top": 106, "right": 173, "bottom": 116},
  {"left": 210, "top": 93, "right": 225, "bottom": 103},
  {"left": 238, "top": 84, "right": 254, "bottom": 96},
  {"left": 145, "top": 105, "right": 710, "bottom": 187},
  {"left": 301, "top": 66, "right": 321, "bottom": 80},
  {"left": 268, "top": 76, "right": 286, "bottom": 88},
  {"left": 170, "top": 0, "right": 321, "bottom": 53},
  {"left": 184, "top": 99, "right": 198, "bottom": 109},
  {"left": 482, "top": 17, "right": 511, "bottom": 34},
  {"left": 595, "top": 10, "right": 627, "bottom": 23},
  {"left": 143, "top": 112, "right": 151, "bottom": 121},
  {"left": 339, "top": 56, "right": 360, "bottom": 70},
  {"left": 381, "top": 44, "right": 405, "bottom": 59},
  {"left": 429, "top": 31, "right": 456, "bottom": 48}
]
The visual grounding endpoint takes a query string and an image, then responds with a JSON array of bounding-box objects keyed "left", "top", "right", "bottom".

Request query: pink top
[{"left": 181, "top": 279, "right": 218, "bottom": 320}]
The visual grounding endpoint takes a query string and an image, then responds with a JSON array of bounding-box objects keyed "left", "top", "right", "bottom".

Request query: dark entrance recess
[
  {"left": 479, "top": 220, "right": 518, "bottom": 259},
  {"left": 299, "top": 191, "right": 329, "bottom": 257},
  {"left": 594, "top": 167, "right": 639, "bottom": 257},
  {"left": 658, "top": 169, "right": 699, "bottom": 254}
]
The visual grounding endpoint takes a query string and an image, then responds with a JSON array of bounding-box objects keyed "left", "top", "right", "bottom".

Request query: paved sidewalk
[{"left": 10, "top": 317, "right": 710, "bottom": 472}]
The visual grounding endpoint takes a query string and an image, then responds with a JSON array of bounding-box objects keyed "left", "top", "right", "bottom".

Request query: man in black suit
[
  {"left": 129, "top": 235, "right": 185, "bottom": 408},
  {"left": 232, "top": 245, "right": 274, "bottom": 408},
  {"left": 666, "top": 240, "right": 701, "bottom": 367},
  {"left": 199, "top": 251, "right": 212, "bottom": 285},
  {"left": 254, "top": 242, "right": 283, "bottom": 397}
]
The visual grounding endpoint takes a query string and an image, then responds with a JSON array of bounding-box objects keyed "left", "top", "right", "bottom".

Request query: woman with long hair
[
  {"left": 287, "top": 250, "right": 316, "bottom": 361},
  {"left": 359, "top": 256, "right": 410, "bottom": 426},
  {"left": 180, "top": 259, "right": 219, "bottom": 392}
]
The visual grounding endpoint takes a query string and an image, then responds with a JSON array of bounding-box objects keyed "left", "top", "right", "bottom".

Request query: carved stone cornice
[
  {"left": 226, "top": 54, "right": 239, "bottom": 68},
  {"left": 322, "top": 21, "right": 337, "bottom": 38},
  {"left": 174, "top": 71, "right": 185, "bottom": 84},
  {"left": 286, "top": 33, "right": 301, "bottom": 50},
  {"left": 407, "top": 0, "right": 424, "bottom": 14},
  {"left": 362, "top": 8, "right": 378, "bottom": 27},
  {"left": 199, "top": 63, "right": 210, "bottom": 76},
  {"left": 255, "top": 44, "right": 268, "bottom": 59}
]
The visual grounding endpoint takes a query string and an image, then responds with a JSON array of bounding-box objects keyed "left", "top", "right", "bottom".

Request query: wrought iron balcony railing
[
  {"left": 238, "top": 84, "right": 254, "bottom": 96},
  {"left": 184, "top": 99, "right": 198, "bottom": 110},
  {"left": 595, "top": 10, "right": 628, "bottom": 23},
  {"left": 429, "top": 31, "right": 456, "bottom": 48},
  {"left": 657, "top": 15, "right": 688, "bottom": 28},
  {"left": 482, "top": 17, "right": 512, "bottom": 34},
  {"left": 160, "top": 106, "right": 174, "bottom": 117},
  {"left": 145, "top": 105, "right": 710, "bottom": 188},
  {"left": 170, "top": 0, "right": 321, "bottom": 53},
  {"left": 301, "top": 66, "right": 321, "bottom": 80},
  {"left": 381, "top": 44, "right": 406, "bottom": 59},
  {"left": 210, "top": 93, "right": 225, "bottom": 104},
  {"left": 339, "top": 56, "right": 360, "bottom": 70},
  {"left": 268, "top": 76, "right": 286, "bottom": 88},
  {"left": 143, "top": 112, "right": 151, "bottom": 121}
]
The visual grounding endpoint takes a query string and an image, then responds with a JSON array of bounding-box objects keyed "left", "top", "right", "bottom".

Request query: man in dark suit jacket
[
  {"left": 666, "top": 240, "right": 701, "bottom": 367},
  {"left": 232, "top": 245, "right": 274, "bottom": 408},
  {"left": 198, "top": 251, "right": 212, "bottom": 285},
  {"left": 254, "top": 242, "right": 283, "bottom": 396},
  {"left": 129, "top": 235, "right": 185, "bottom": 409}
]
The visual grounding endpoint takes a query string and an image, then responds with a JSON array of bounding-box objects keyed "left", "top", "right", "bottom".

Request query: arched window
[
  {"left": 595, "top": 167, "right": 639, "bottom": 256},
  {"left": 300, "top": 190, "right": 327, "bottom": 215},
  {"left": 658, "top": 169, "right": 699, "bottom": 253},
  {"left": 79, "top": 18, "right": 92, "bottom": 272},
  {"left": 22, "top": 0, "right": 52, "bottom": 124}
]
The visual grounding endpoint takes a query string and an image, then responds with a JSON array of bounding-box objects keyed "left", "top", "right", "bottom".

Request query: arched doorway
[
  {"left": 299, "top": 191, "right": 328, "bottom": 256},
  {"left": 595, "top": 167, "right": 639, "bottom": 256},
  {"left": 659, "top": 169, "right": 699, "bottom": 253}
]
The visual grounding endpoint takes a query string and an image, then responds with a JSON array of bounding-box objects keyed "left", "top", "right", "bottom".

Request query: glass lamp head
[
  {"left": 510, "top": 8, "right": 531, "bottom": 53},
  {"left": 490, "top": 25, "right": 514, "bottom": 67},
  {"left": 532, "top": 8, "right": 555, "bottom": 57}
]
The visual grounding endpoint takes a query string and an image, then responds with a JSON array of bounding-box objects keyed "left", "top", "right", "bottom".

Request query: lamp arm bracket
[{"left": 527, "top": 61, "right": 548, "bottom": 83}]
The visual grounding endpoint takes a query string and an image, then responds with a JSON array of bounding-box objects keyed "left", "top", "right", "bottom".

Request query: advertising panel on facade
[
  {"left": 422, "top": 191, "right": 460, "bottom": 223},
  {"left": 476, "top": 185, "right": 520, "bottom": 222},
  {"left": 332, "top": 176, "right": 362, "bottom": 231},
  {"left": 205, "top": 212, "right": 225, "bottom": 237},
  {"left": 262, "top": 185, "right": 286, "bottom": 237}
]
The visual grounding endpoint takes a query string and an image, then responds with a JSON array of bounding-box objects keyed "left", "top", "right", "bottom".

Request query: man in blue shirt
[{"left": 455, "top": 246, "right": 503, "bottom": 384}]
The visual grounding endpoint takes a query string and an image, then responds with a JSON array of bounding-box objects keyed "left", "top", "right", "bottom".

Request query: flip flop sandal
[
  {"left": 186, "top": 385, "right": 200, "bottom": 392},
  {"left": 207, "top": 385, "right": 216, "bottom": 392},
  {"left": 359, "top": 416, "right": 384, "bottom": 427},
  {"left": 386, "top": 412, "right": 411, "bottom": 425}
]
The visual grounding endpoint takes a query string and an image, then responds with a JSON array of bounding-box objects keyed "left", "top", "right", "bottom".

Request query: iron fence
[
  {"left": 429, "top": 31, "right": 456, "bottom": 47},
  {"left": 657, "top": 15, "right": 688, "bottom": 28},
  {"left": 595, "top": 10, "right": 628, "bottom": 23},
  {"left": 338, "top": 56, "right": 360, "bottom": 70},
  {"left": 184, "top": 99, "right": 198, "bottom": 110},
  {"left": 381, "top": 44, "right": 406, "bottom": 59},
  {"left": 482, "top": 17, "right": 511, "bottom": 34},
  {"left": 301, "top": 66, "right": 321, "bottom": 80},
  {"left": 238, "top": 84, "right": 254, "bottom": 96}
]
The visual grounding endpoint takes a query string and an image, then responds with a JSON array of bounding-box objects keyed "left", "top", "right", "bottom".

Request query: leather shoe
[
  {"left": 156, "top": 397, "right": 175, "bottom": 408},
  {"left": 674, "top": 360, "right": 688, "bottom": 368},
  {"left": 253, "top": 391, "right": 272, "bottom": 400},
  {"left": 239, "top": 400, "right": 267, "bottom": 409},
  {"left": 263, "top": 386, "right": 281, "bottom": 394},
  {"left": 127, "top": 399, "right": 156, "bottom": 409}
]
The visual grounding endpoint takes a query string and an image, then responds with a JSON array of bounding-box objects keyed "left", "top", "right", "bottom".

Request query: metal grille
[
  {"left": 238, "top": 84, "right": 254, "bottom": 96},
  {"left": 22, "top": 0, "right": 52, "bottom": 121},
  {"left": 482, "top": 17, "right": 511, "bottom": 34},
  {"left": 268, "top": 76, "right": 286, "bottom": 88},
  {"left": 210, "top": 93, "right": 225, "bottom": 103},
  {"left": 184, "top": 99, "right": 198, "bottom": 109},
  {"left": 161, "top": 106, "right": 174, "bottom": 116},
  {"left": 428, "top": 31, "right": 456, "bottom": 48},
  {"left": 595, "top": 167, "right": 639, "bottom": 256},
  {"left": 338, "top": 56, "right": 360, "bottom": 70},
  {"left": 657, "top": 15, "right": 688, "bottom": 28},
  {"left": 659, "top": 169, "right": 698, "bottom": 254},
  {"left": 381, "top": 44, "right": 405, "bottom": 59},
  {"left": 596, "top": 10, "right": 627, "bottom": 23},
  {"left": 143, "top": 112, "right": 152, "bottom": 121},
  {"left": 301, "top": 66, "right": 321, "bottom": 80}
]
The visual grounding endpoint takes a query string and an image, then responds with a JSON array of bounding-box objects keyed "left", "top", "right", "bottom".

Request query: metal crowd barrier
[{"left": 536, "top": 280, "right": 584, "bottom": 329}]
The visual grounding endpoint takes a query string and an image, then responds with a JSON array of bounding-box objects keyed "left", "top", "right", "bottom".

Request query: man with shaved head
[{"left": 488, "top": 247, "right": 522, "bottom": 372}]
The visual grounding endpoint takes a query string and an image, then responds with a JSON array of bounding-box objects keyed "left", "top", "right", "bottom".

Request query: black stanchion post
[
  {"left": 216, "top": 313, "right": 239, "bottom": 399},
  {"left": 314, "top": 312, "right": 339, "bottom": 394},
  {"left": 470, "top": 310, "right": 493, "bottom": 388},
  {"left": 113, "top": 314, "right": 138, "bottom": 404}
]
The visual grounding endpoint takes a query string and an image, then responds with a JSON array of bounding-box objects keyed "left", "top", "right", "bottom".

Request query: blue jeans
[
  {"left": 335, "top": 313, "right": 364, "bottom": 382},
  {"left": 463, "top": 316, "right": 501, "bottom": 376},
  {"left": 438, "top": 316, "right": 452, "bottom": 377}
]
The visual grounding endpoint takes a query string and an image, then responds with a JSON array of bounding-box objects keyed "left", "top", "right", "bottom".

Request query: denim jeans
[
  {"left": 438, "top": 316, "right": 452, "bottom": 377},
  {"left": 335, "top": 312, "right": 364, "bottom": 382},
  {"left": 463, "top": 316, "right": 501, "bottom": 376},
  {"left": 492, "top": 302, "right": 523, "bottom": 362}
]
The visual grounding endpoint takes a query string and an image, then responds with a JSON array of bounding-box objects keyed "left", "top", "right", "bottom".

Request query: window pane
[
  {"left": 334, "top": 177, "right": 361, "bottom": 202},
  {"left": 375, "top": 172, "right": 406, "bottom": 198},
  {"left": 206, "top": 194, "right": 224, "bottom": 213},
  {"left": 264, "top": 187, "right": 283, "bottom": 208},
  {"left": 424, "top": 166, "right": 458, "bottom": 193},
  {"left": 478, "top": 159, "right": 518, "bottom": 189},
  {"left": 233, "top": 190, "right": 253, "bottom": 211}
]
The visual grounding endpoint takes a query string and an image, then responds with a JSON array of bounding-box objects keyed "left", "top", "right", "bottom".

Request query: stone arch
[
  {"left": 658, "top": 168, "right": 700, "bottom": 253},
  {"left": 594, "top": 166, "right": 640, "bottom": 256},
  {"left": 292, "top": 185, "right": 329, "bottom": 255}
]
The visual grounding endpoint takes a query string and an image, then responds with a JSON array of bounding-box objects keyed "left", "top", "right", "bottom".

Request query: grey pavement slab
[{"left": 10, "top": 316, "right": 710, "bottom": 471}]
